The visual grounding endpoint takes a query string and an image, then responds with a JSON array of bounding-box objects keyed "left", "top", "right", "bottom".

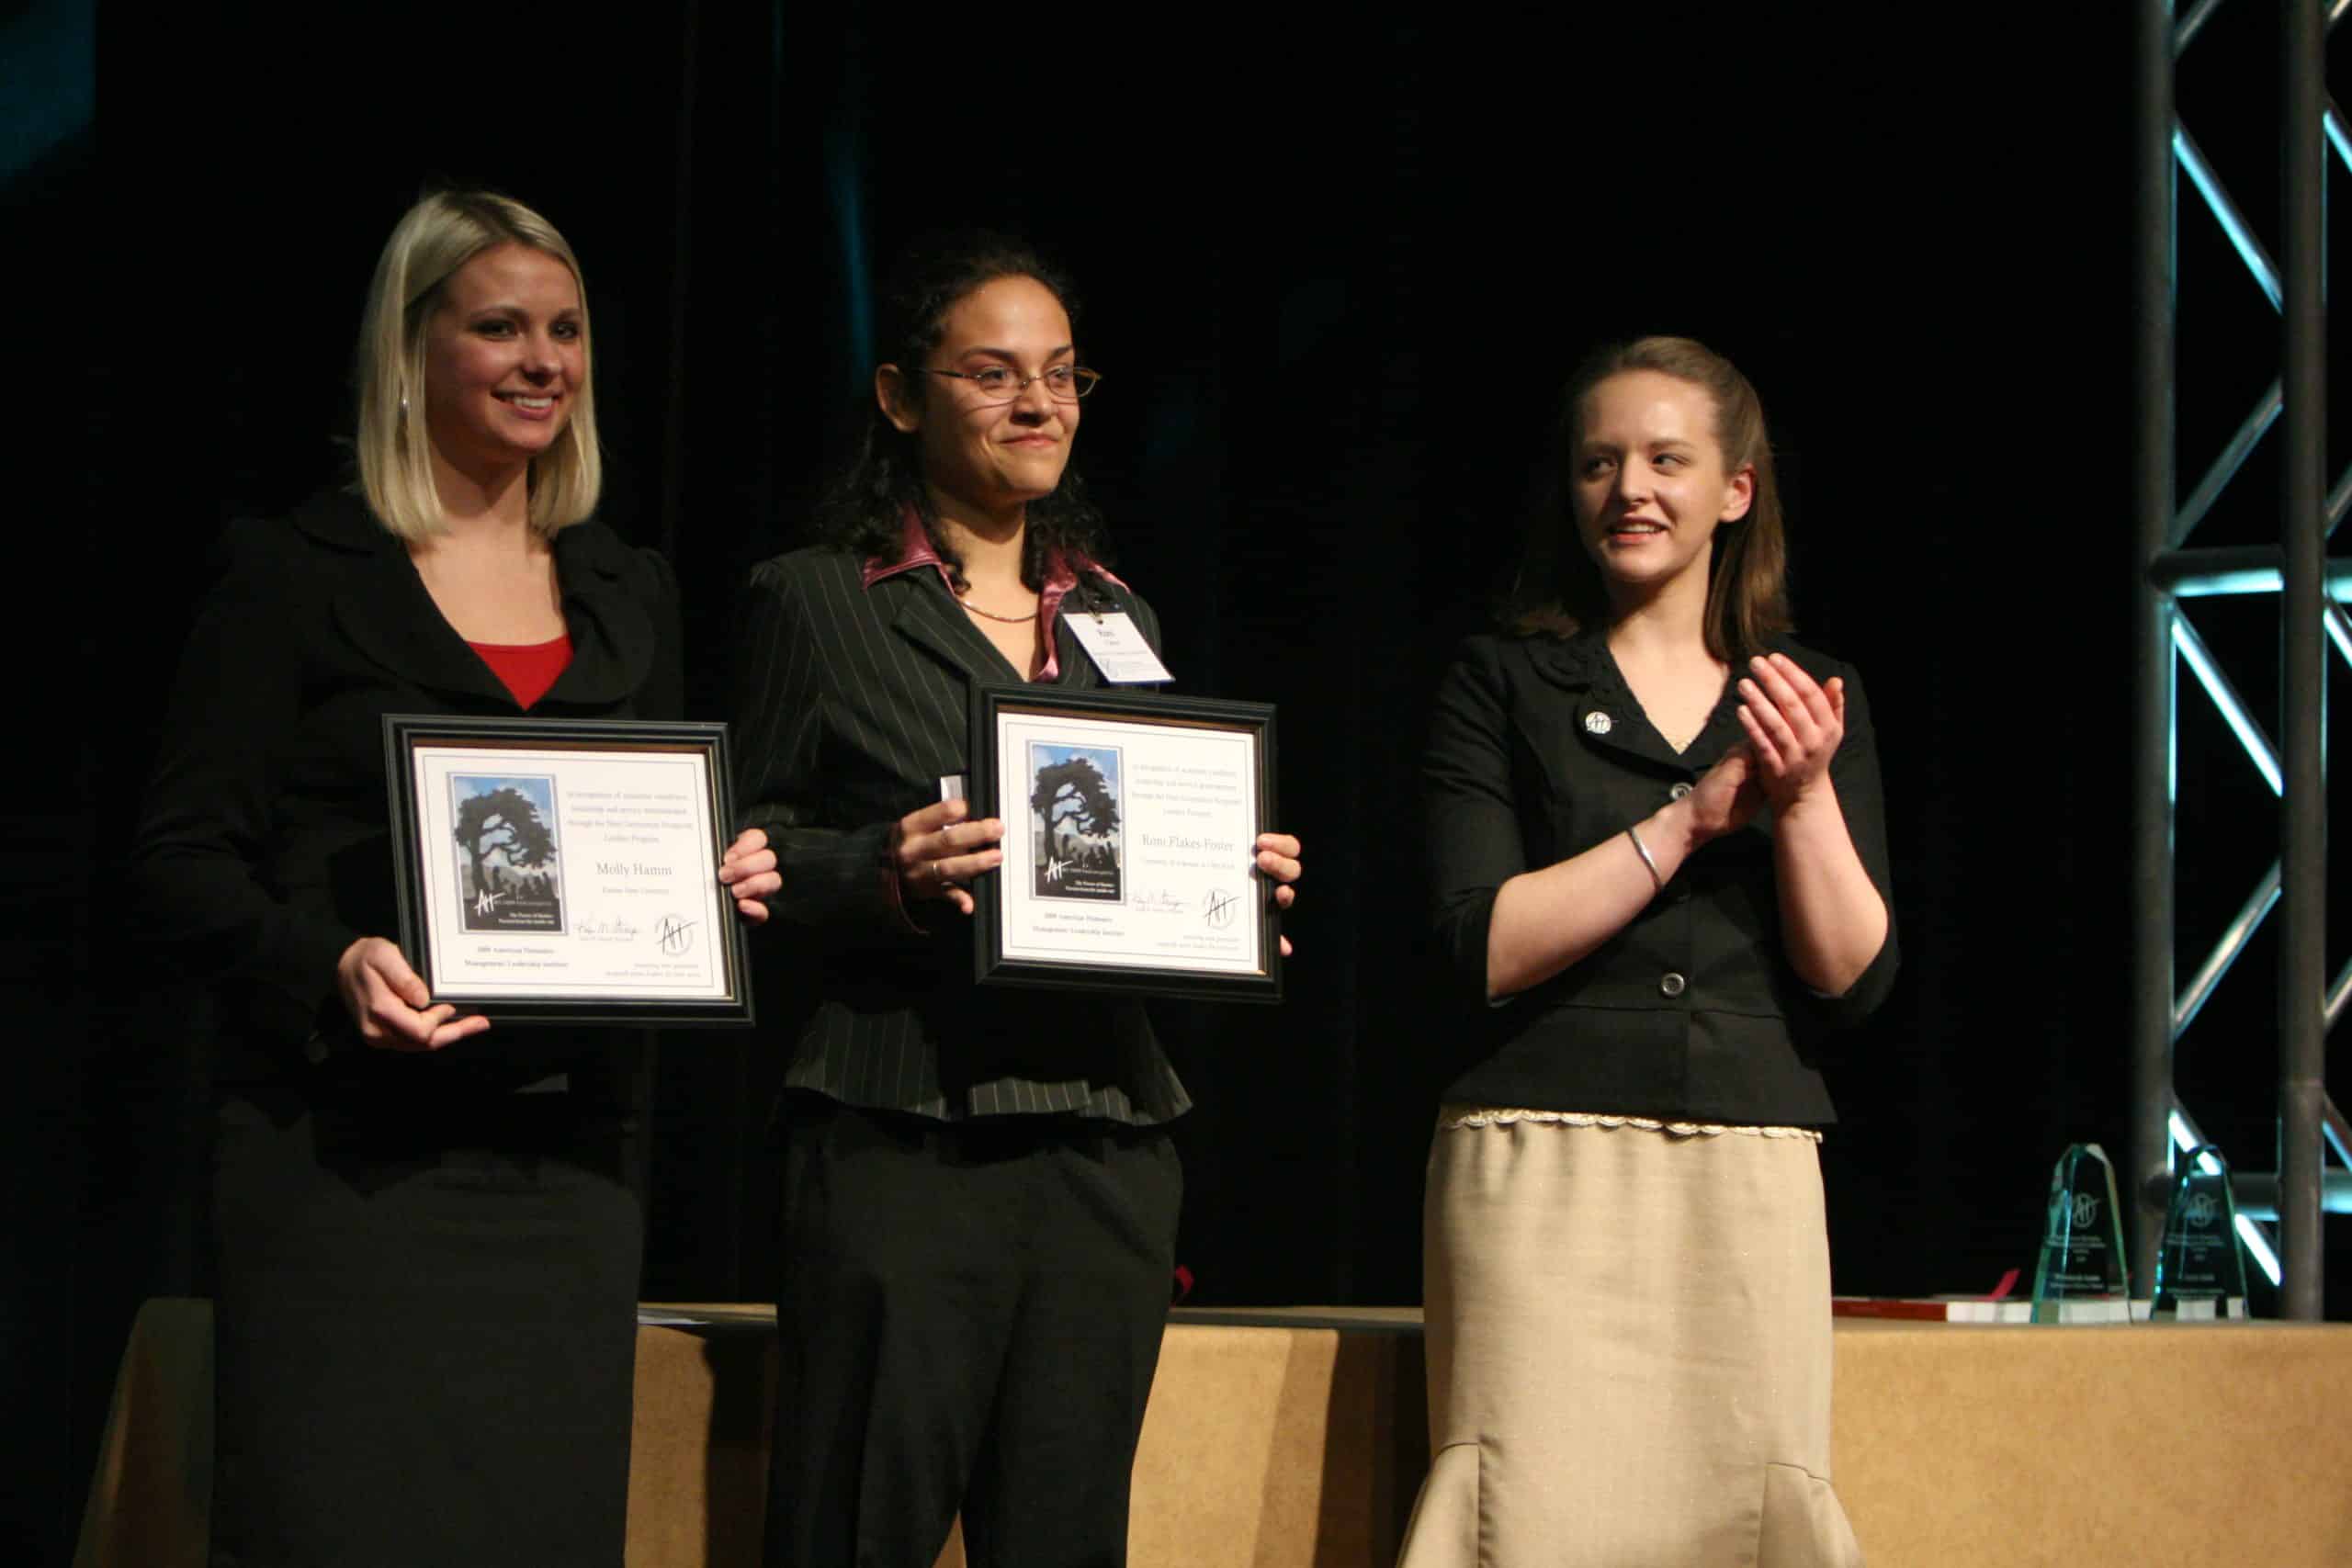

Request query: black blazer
[
  {"left": 131, "top": 488, "right": 682, "bottom": 1089},
  {"left": 1423, "top": 627, "right": 1896, "bottom": 1126},
  {"left": 730, "top": 545, "right": 1188, "bottom": 1123}
]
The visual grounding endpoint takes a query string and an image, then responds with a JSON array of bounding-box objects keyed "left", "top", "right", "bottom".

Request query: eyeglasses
[{"left": 923, "top": 365, "right": 1102, "bottom": 402}]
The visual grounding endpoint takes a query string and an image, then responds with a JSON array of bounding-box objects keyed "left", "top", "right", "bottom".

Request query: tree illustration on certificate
[
  {"left": 449, "top": 774, "right": 567, "bottom": 932},
  {"left": 1028, "top": 743, "right": 1124, "bottom": 903}
]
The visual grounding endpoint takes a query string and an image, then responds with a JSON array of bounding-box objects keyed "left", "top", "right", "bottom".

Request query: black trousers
[
  {"left": 764, "top": 1093, "right": 1182, "bottom": 1568},
  {"left": 209, "top": 1083, "right": 641, "bottom": 1568}
]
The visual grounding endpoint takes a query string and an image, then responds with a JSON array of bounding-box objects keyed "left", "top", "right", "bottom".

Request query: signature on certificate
[
  {"left": 577, "top": 916, "right": 641, "bottom": 940},
  {"left": 1132, "top": 889, "right": 1184, "bottom": 915},
  {"left": 656, "top": 914, "right": 698, "bottom": 955}
]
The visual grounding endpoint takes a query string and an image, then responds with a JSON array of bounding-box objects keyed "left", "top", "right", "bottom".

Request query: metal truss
[{"left": 2133, "top": 0, "right": 2347, "bottom": 1319}]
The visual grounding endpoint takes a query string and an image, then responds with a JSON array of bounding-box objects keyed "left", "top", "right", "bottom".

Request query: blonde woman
[
  {"left": 1401, "top": 338, "right": 1894, "bottom": 1566},
  {"left": 132, "top": 189, "right": 718, "bottom": 1566}
]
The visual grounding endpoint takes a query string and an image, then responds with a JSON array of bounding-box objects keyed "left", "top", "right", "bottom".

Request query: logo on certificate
[
  {"left": 1028, "top": 741, "right": 1124, "bottom": 903},
  {"left": 449, "top": 773, "right": 567, "bottom": 932}
]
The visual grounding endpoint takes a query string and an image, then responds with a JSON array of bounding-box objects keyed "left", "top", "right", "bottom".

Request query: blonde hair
[{"left": 353, "top": 189, "right": 601, "bottom": 541}]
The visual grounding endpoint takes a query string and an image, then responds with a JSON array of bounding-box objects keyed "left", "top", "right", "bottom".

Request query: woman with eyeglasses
[
  {"left": 1397, "top": 338, "right": 1894, "bottom": 1566},
  {"left": 718, "top": 231, "right": 1301, "bottom": 1568},
  {"left": 129, "top": 189, "right": 759, "bottom": 1565}
]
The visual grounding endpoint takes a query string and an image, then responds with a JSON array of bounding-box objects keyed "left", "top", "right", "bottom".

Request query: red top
[{"left": 469, "top": 633, "right": 573, "bottom": 710}]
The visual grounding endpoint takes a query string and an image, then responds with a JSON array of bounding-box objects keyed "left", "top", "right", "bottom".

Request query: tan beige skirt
[{"left": 1396, "top": 1110, "right": 1863, "bottom": 1568}]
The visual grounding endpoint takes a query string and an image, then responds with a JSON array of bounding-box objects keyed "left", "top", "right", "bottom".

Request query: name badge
[{"left": 1063, "top": 611, "right": 1173, "bottom": 684}]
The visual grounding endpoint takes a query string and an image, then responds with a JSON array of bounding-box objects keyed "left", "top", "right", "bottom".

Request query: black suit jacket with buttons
[
  {"left": 131, "top": 487, "right": 683, "bottom": 1090},
  {"left": 1422, "top": 627, "right": 1896, "bottom": 1125},
  {"left": 729, "top": 546, "right": 1189, "bottom": 1124}
]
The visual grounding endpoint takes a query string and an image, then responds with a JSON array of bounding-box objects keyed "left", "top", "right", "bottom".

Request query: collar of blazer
[
  {"left": 1517, "top": 625, "right": 1741, "bottom": 774},
  {"left": 293, "top": 487, "right": 658, "bottom": 709},
  {"left": 874, "top": 563, "right": 1107, "bottom": 691},
  {"left": 1520, "top": 626, "right": 1609, "bottom": 698}
]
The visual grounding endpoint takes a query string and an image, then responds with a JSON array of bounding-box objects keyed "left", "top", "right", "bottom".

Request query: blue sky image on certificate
[
  {"left": 1028, "top": 742, "right": 1121, "bottom": 806},
  {"left": 452, "top": 773, "right": 559, "bottom": 818}
]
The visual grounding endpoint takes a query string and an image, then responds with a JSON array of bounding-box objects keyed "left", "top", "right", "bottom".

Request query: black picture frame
[
  {"left": 383, "top": 714, "right": 754, "bottom": 1026},
  {"left": 967, "top": 685, "right": 1282, "bottom": 1003}
]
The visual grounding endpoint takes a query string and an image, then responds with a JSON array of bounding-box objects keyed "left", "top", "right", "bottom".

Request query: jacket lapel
[
  {"left": 303, "top": 492, "right": 514, "bottom": 706},
  {"left": 305, "top": 491, "right": 652, "bottom": 711},
  {"left": 883, "top": 569, "right": 1022, "bottom": 685},
  {"left": 874, "top": 558, "right": 1144, "bottom": 691},
  {"left": 539, "top": 523, "right": 654, "bottom": 706},
  {"left": 1522, "top": 628, "right": 1717, "bottom": 773}
]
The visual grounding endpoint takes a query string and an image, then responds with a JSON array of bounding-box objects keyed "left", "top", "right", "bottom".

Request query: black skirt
[{"left": 208, "top": 1080, "right": 641, "bottom": 1568}]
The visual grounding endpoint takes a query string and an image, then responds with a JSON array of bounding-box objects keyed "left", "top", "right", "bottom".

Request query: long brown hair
[{"left": 1509, "top": 335, "right": 1791, "bottom": 663}]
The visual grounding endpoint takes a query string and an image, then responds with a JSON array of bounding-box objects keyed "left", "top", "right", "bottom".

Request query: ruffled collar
[{"left": 1520, "top": 624, "right": 1621, "bottom": 697}]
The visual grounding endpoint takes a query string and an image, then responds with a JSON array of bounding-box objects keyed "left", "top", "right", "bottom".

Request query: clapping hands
[{"left": 1736, "top": 652, "right": 1844, "bottom": 814}]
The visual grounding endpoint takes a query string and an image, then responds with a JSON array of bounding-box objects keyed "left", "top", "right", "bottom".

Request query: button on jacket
[{"left": 1423, "top": 627, "right": 1896, "bottom": 1125}]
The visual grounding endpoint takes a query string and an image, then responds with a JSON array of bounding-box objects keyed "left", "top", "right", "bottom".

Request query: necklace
[{"left": 957, "top": 593, "right": 1038, "bottom": 625}]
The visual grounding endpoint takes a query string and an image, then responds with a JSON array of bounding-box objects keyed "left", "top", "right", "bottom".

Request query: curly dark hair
[
  {"left": 1508, "top": 335, "right": 1792, "bottom": 664},
  {"left": 812, "top": 230, "right": 1112, "bottom": 597}
]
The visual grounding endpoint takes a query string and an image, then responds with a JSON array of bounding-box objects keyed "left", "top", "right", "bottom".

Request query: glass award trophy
[
  {"left": 2151, "top": 1144, "right": 2250, "bottom": 1320},
  {"left": 2031, "top": 1143, "right": 2132, "bottom": 1323}
]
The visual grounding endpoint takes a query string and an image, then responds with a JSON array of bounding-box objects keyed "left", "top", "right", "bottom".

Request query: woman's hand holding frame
[{"left": 893, "top": 799, "right": 1005, "bottom": 917}]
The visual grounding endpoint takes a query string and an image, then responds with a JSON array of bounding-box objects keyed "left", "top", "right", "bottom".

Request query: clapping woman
[
  {"left": 1399, "top": 337, "right": 1894, "bottom": 1566},
  {"left": 719, "top": 231, "right": 1302, "bottom": 1568},
  {"left": 131, "top": 189, "right": 707, "bottom": 1566}
]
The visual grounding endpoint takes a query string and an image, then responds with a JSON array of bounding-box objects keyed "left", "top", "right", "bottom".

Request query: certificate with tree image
[
  {"left": 1030, "top": 743, "right": 1125, "bottom": 902},
  {"left": 451, "top": 774, "right": 568, "bottom": 931},
  {"left": 386, "top": 716, "right": 754, "bottom": 1024},
  {"left": 973, "top": 687, "right": 1280, "bottom": 1002}
]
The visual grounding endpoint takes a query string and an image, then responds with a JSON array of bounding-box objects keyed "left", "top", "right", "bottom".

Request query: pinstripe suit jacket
[{"left": 731, "top": 545, "right": 1190, "bottom": 1123}]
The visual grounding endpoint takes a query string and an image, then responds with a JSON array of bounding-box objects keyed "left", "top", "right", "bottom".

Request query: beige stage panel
[
  {"left": 79, "top": 1300, "right": 2352, "bottom": 1567},
  {"left": 1832, "top": 1317, "right": 2352, "bottom": 1564}
]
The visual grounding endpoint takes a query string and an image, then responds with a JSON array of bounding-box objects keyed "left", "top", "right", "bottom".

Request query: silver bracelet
[{"left": 1624, "top": 824, "right": 1664, "bottom": 893}]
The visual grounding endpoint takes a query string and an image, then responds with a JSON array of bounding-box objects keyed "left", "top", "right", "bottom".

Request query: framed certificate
[
  {"left": 383, "top": 715, "right": 754, "bottom": 1025},
  {"left": 968, "top": 686, "right": 1281, "bottom": 1003}
]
